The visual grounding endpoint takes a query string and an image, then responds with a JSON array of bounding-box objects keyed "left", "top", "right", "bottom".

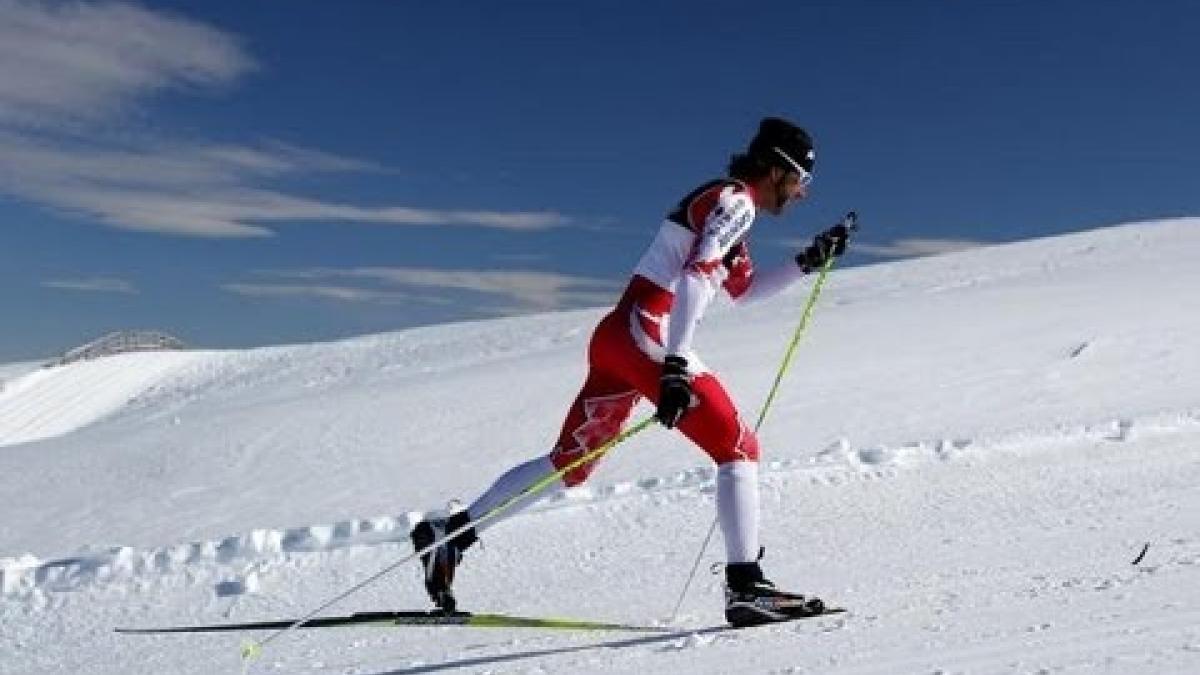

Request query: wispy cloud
[
  {"left": 42, "top": 277, "right": 137, "bottom": 294},
  {"left": 221, "top": 283, "right": 398, "bottom": 304},
  {"left": 0, "top": 1, "right": 568, "bottom": 238},
  {"left": 224, "top": 267, "right": 620, "bottom": 312},
  {"left": 854, "top": 238, "right": 990, "bottom": 259},
  {"left": 491, "top": 252, "right": 551, "bottom": 264},
  {"left": 0, "top": 0, "right": 254, "bottom": 125}
]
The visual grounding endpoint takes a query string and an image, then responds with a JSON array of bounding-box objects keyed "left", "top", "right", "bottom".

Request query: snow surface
[
  {"left": 0, "top": 352, "right": 203, "bottom": 448},
  {"left": 1, "top": 218, "right": 1198, "bottom": 674}
]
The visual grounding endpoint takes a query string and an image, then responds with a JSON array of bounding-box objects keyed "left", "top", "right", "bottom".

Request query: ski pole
[
  {"left": 240, "top": 415, "right": 657, "bottom": 671},
  {"left": 667, "top": 211, "right": 856, "bottom": 623}
]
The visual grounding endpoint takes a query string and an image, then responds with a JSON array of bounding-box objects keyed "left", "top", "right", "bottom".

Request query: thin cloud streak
[
  {"left": 221, "top": 282, "right": 456, "bottom": 307},
  {"left": 42, "top": 278, "right": 137, "bottom": 294},
  {"left": 221, "top": 283, "right": 398, "bottom": 304},
  {"left": 228, "top": 267, "right": 621, "bottom": 312},
  {"left": 855, "top": 238, "right": 991, "bottom": 259},
  {"left": 0, "top": 1, "right": 570, "bottom": 238}
]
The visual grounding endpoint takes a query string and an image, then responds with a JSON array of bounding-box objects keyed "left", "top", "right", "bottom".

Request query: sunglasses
[{"left": 771, "top": 146, "right": 813, "bottom": 186}]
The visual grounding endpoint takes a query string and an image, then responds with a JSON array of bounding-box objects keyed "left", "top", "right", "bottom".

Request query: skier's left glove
[
  {"left": 656, "top": 355, "right": 692, "bottom": 429},
  {"left": 796, "top": 221, "right": 852, "bottom": 273}
]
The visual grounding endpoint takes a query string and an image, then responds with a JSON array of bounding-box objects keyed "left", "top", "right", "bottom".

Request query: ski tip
[
  {"left": 240, "top": 639, "right": 263, "bottom": 662},
  {"left": 239, "top": 639, "right": 263, "bottom": 675}
]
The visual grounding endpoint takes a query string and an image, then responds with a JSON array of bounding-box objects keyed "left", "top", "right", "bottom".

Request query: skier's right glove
[
  {"left": 796, "top": 220, "right": 852, "bottom": 273},
  {"left": 656, "top": 355, "right": 692, "bottom": 429}
]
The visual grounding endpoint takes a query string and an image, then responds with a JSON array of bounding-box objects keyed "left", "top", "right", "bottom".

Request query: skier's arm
[
  {"left": 724, "top": 256, "right": 807, "bottom": 305},
  {"left": 725, "top": 213, "right": 858, "bottom": 305},
  {"left": 666, "top": 267, "right": 718, "bottom": 356},
  {"left": 665, "top": 186, "right": 754, "bottom": 356}
]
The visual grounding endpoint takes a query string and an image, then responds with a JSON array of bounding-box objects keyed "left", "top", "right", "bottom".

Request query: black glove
[
  {"left": 796, "top": 218, "right": 853, "bottom": 273},
  {"left": 656, "top": 355, "right": 692, "bottom": 429}
]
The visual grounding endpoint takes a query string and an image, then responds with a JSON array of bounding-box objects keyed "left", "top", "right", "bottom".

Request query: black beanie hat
[{"left": 747, "top": 117, "right": 815, "bottom": 174}]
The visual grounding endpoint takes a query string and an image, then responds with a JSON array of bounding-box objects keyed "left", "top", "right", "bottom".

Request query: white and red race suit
[
  {"left": 549, "top": 178, "right": 806, "bottom": 480},
  {"left": 466, "top": 178, "right": 808, "bottom": 563}
]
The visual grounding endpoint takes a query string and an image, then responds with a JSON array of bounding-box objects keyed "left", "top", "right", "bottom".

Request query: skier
[{"left": 411, "top": 117, "right": 852, "bottom": 627}]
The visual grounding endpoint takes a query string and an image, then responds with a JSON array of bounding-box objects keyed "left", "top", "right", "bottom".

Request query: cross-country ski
[{"left": 115, "top": 610, "right": 669, "bottom": 634}]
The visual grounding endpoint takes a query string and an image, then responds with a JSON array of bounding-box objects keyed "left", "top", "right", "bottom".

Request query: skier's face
[{"left": 763, "top": 167, "right": 809, "bottom": 215}]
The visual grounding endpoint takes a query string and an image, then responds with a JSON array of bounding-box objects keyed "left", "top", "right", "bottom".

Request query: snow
[
  {"left": 0, "top": 352, "right": 202, "bottom": 448},
  {"left": 1, "top": 217, "right": 1198, "bottom": 674}
]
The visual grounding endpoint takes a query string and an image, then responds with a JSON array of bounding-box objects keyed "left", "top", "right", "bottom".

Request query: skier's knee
[
  {"left": 735, "top": 429, "right": 760, "bottom": 462},
  {"left": 712, "top": 427, "right": 759, "bottom": 464}
]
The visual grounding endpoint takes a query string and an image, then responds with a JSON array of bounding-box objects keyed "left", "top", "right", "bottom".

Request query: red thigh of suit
[{"left": 550, "top": 311, "right": 759, "bottom": 486}]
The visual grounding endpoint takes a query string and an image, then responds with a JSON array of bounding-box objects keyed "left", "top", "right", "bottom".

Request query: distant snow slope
[
  {"left": 0, "top": 352, "right": 202, "bottom": 448},
  {"left": 1, "top": 218, "right": 1197, "bottom": 675},
  {"left": 0, "top": 360, "right": 39, "bottom": 382}
]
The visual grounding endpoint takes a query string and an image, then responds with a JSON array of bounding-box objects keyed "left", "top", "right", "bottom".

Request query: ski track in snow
[{"left": 3, "top": 408, "right": 1197, "bottom": 603}]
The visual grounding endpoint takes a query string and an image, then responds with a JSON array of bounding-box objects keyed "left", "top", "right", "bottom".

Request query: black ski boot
[
  {"left": 724, "top": 561, "right": 825, "bottom": 627},
  {"left": 410, "top": 509, "right": 478, "bottom": 613}
]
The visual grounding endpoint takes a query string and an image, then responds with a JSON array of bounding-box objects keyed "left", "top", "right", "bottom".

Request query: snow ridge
[{"left": 5, "top": 409, "right": 1196, "bottom": 603}]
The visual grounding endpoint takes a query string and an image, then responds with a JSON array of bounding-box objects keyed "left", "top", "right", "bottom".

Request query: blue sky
[{"left": 1, "top": 0, "right": 1196, "bottom": 361}]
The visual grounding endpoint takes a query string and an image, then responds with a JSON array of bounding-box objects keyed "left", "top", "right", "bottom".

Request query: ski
[{"left": 115, "top": 610, "right": 669, "bottom": 635}]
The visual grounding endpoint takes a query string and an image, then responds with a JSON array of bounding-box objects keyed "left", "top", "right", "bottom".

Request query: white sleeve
[
  {"left": 665, "top": 186, "right": 755, "bottom": 357},
  {"left": 729, "top": 262, "right": 806, "bottom": 305},
  {"left": 666, "top": 271, "right": 716, "bottom": 357}
]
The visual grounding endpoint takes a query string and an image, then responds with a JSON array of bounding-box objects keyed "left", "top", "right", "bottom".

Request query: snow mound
[{"left": 0, "top": 351, "right": 204, "bottom": 448}]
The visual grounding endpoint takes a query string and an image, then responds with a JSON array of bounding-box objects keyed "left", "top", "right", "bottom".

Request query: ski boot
[
  {"left": 409, "top": 508, "right": 477, "bottom": 613},
  {"left": 724, "top": 561, "right": 825, "bottom": 628}
]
